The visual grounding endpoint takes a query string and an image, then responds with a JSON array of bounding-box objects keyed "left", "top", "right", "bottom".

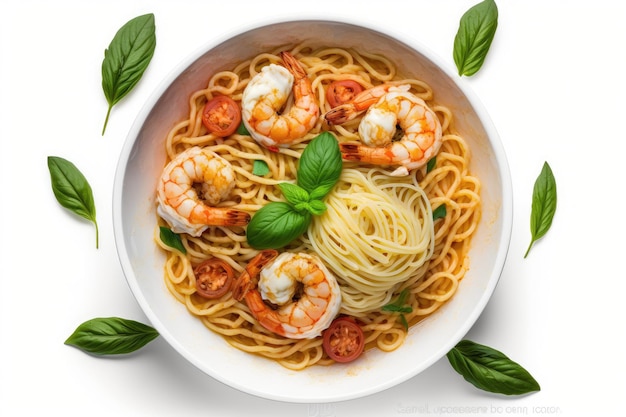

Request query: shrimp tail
[
  {"left": 198, "top": 207, "right": 250, "bottom": 227},
  {"left": 340, "top": 142, "right": 392, "bottom": 165},
  {"left": 325, "top": 104, "right": 359, "bottom": 125},
  {"left": 245, "top": 291, "right": 286, "bottom": 335},
  {"left": 224, "top": 209, "right": 251, "bottom": 226},
  {"left": 280, "top": 51, "right": 306, "bottom": 80},
  {"left": 325, "top": 84, "right": 409, "bottom": 126},
  {"left": 232, "top": 270, "right": 253, "bottom": 301},
  {"left": 232, "top": 250, "right": 278, "bottom": 300}
]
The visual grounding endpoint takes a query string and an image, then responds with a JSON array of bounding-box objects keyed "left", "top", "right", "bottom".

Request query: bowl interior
[{"left": 113, "top": 19, "right": 511, "bottom": 403}]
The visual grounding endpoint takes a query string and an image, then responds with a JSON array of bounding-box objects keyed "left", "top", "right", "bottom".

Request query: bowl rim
[{"left": 113, "top": 16, "right": 513, "bottom": 403}]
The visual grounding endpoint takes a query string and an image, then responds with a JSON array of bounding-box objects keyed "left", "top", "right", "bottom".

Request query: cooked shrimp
[
  {"left": 241, "top": 51, "right": 319, "bottom": 150},
  {"left": 233, "top": 250, "right": 342, "bottom": 339},
  {"left": 324, "top": 83, "right": 397, "bottom": 125},
  {"left": 157, "top": 146, "right": 250, "bottom": 236},
  {"left": 328, "top": 85, "right": 442, "bottom": 176}
]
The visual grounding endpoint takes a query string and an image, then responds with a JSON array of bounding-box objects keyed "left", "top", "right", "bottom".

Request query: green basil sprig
[
  {"left": 278, "top": 182, "right": 311, "bottom": 206},
  {"left": 247, "top": 132, "right": 342, "bottom": 249},
  {"left": 101, "top": 13, "right": 156, "bottom": 135},
  {"left": 47, "top": 156, "right": 99, "bottom": 248},
  {"left": 382, "top": 289, "right": 413, "bottom": 330},
  {"left": 65, "top": 317, "right": 159, "bottom": 355},
  {"left": 453, "top": 0, "right": 498, "bottom": 76},
  {"left": 278, "top": 183, "right": 328, "bottom": 216},
  {"left": 447, "top": 340, "right": 540, "bottom": 395},
  {"left": 525, "top": 162, "right": 557, "bottom": 258}
]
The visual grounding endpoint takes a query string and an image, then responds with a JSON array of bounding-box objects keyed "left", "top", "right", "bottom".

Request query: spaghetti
[{"left": 155, "top": 44, "right": 481, "bottom": 370}]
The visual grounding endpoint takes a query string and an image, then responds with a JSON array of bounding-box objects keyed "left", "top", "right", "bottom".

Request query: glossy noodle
[
  {"left": 307, "top": 167, "right": 434, "bottom": 316},
  {"left": 155, "top": 43, "right": 481, "bottom": 370}
]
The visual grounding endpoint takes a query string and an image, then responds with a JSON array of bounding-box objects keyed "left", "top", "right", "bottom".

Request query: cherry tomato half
[
  {"left": 201, "top": 96, "right": 242, "bottom": 137},
  {"left": 322, "top": 316, "right": 365, "bottom": 363},
  {"left": 326, "top": 80, "right": 364, "bottom": 108},
  {"left": 193, "top": 258, "right": 234, "bottom": 299}
]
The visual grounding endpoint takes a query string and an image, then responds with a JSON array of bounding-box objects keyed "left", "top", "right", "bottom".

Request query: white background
[{"left": 1, "top": 1, "right": 624, "bottom": 416}]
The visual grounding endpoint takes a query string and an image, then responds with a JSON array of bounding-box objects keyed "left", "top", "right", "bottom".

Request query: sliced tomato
[
  {"left": 193, "top": 258, "right": 234, "bottom": 299},
  {"left": 322, "top": 316, "right": 365, "bottom": 363},
  {"left": 201, "top": 96, "right": 241, "bottom": 137},
  {"left": 326, "top": 80, "right": 364, "bottom": 108}
]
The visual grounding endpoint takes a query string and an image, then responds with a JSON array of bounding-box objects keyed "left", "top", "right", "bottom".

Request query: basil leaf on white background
[
  {"left": 65, "top": 317, "right": 159, "bottom": 355},
  {"left": 101, "top": 13, "right": 156, "bottom": 134},
  {"left": 525, "top": 161, "right": 557, "bottom": 257},
  {"left": 447, "top": 340, "right": 540, "bottom": 395},
  {"left": 47, "top": 156, "right": 99, "bottom": 248},
  {"left": 453, "top": 0, "right": 498, "bottom": 76}
]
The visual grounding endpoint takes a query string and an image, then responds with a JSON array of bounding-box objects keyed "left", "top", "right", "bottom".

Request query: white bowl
[{"left": 113, "top": 18, "right": 512, "bottom": 403}]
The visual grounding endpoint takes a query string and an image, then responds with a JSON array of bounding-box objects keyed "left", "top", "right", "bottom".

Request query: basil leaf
[
  {"left": 278, "top": 183, "right": 329, "bottom": 215},
  {"left": 293, "top": 199, "right": 327, "bottom": 216},
  {"left": 426, "top": 156, "right": 437, "bottom": 173},
  {"left": 47, "top": 156, "right": 99, "bottom": 248},
  {"left": 399, "top": 314, "right": 409, "bottom": 331},
  {"left": 297, "top": 132, "right": 342, "bottom": 199},
  {"left": 304, "top": 199, "right": 327, "bottom": 216},
  {"left": 397, "top": 288, "right": 410, "bottom": 305},
  {"left": 247, "top": 202, "right": 311, "bottom": 249},
  {"left": 65, "top": 317, "right": 159, "bottom": 355},
  {"left": 447, "top": 340, "right": 540, "bottom": 395},
  {"left": 382, "top": 305, "right": 412, "bottom": 314},
  {"left": 524, "top": 162, "right": 557, "bottom": 258},
  {"left": 159, "top": 226, "right": 186, "bottom": 254},
  {"left": 252, "top": 160, "right": 270, "bottom": 176},
  {"left": 237, "top": 122, "right": 250, "bottom": 136},
  {"left": 432, "top": 204, "right": 447, "bottom": 220},
  {"left": 453, "top": 0, "right": 498, "bottom": 76},
  {"left": 278, "top": 182, "right": 310, "bottom": 207},
  {"left": 101, "top": 13, "right": 156, "bottom": 135}
]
